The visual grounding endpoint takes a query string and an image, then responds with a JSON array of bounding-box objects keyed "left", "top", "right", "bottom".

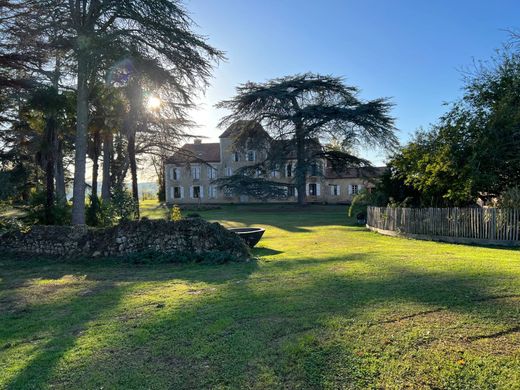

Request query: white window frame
[
  {"left": 207, "top": 166, "right": 217, "bottom": 179},
  {"left": 191, "top": 185, "right": 202, "bottom": 199},
  {"left": 233, "top": 152, "right": 240, "bottom": 162},
  {"left": 191, "top": 166, "right": 201, "bottom": 180},
  {"left": 246, "top": 150, "right": 256, "bottom": 162},
  {"left": 172, "top": 167, "right": 180, "bottom": 181},
  {"left": 308, "top": 183, "right": 317, "bottom": 196},
  {"left": 330, "top": 184, "right": 340, "bottom": 196},
  {"left": 209, "top": 185, "right": 218, "bottom": 198}
]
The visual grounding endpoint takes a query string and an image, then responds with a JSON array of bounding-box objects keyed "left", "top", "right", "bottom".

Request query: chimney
[{"left": 194, "top": 139, "right": 202, "bottom": 145}]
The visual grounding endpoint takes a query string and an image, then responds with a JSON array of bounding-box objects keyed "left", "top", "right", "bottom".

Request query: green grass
[{"left": 1, "top": 203, "right": 520, "bottom": 389}]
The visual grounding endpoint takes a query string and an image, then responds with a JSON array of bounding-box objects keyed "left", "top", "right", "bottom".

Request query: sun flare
[{"left": 146, "top": 95, "right": 161, "bottom": 110}]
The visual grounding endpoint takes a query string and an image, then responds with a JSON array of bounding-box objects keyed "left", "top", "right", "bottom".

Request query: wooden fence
[{"left": 367, "top": 206, "right": 520, "bottom": 246}]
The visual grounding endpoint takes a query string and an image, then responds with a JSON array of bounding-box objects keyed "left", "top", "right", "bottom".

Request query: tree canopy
[
  {"left": 216, "top": 73, "right": 398, "bottom": 204},
  {"left": 384, "top": 49, "right": 520, "bottom": 207}
]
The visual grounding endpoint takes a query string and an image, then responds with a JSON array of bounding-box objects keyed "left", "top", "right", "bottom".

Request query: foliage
[
  {"left": 0, "top": 216, "right": 29, "bottom": 234},
  {"left": 96, "top": 187, "right": 138, "bottom": 227},
  {"left": 213, "top": 174, "right": 289, "bottom": 201},
  {"left": 25, "top": 190, "right": 71, "bottom": 225},
  {"left": 217, "top": 73, "right": 398, "bottom": 204},
  {"left": 497, "top": 186, "right": 520, "bottom": 209},
  {"left": 170, "top": 204, "right": 183, "bottom": 221},
  {"left": 386, "top": 50, "right": 520, "bottom": 206},
  {"left": 86, "top": 194, "right": 102, "bottom": 227}
]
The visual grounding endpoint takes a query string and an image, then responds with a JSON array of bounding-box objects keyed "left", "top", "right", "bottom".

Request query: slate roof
[
  {"left": 219, "top": 120, "right": 269, "bottom": 139},
  {"left": 165, "top": 142, "right": 220, "bottom": 164}
]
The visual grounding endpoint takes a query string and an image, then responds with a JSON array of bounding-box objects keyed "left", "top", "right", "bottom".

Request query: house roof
[
  {"left": 165, "top": 142, "right": 220, "bottom": 164},
  {"left": 324, "top": 166, "right": 386, "bottom": 179},
  {"left": 219, "top": 120, "right": 269, "bottom": 139}
]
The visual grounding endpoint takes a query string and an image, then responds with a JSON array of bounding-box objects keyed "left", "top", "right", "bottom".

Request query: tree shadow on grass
[
  {"left": 0, "top": 255, "right": 260, "bottom": 389},
  {"left": 10, "top": 253, "right": 517, "bottom": 389}
]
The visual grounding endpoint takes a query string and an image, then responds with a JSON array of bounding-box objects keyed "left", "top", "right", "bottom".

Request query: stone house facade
[{"left": 164, "top": 122, "right": 385, "bottom": 204}]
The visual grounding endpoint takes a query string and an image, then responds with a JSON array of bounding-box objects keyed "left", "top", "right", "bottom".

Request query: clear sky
[{"left": 184, "top": 0, "right": 520, "bottom": 165}]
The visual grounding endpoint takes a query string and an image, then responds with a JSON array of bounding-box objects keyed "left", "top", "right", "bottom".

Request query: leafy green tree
[
  {"left": 217, "top": 73, "right": 398, "bottom": 204},
  {"left": 386, "top": 49, "right": 520, "bottom": 206}
]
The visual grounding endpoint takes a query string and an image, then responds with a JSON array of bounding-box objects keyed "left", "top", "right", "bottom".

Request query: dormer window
[{"left": 247, "top": 150, "right": 256, "bottom": 162}]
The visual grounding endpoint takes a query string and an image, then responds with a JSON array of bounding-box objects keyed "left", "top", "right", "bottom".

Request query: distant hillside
[{"left": 67, "top": 182, "right": 159, "bottom": 200}]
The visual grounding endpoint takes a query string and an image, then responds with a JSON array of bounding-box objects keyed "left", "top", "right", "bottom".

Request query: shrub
[
  {"left": 170, "top": 204, "right": 182, "bottom": 221},
  {"left": 26, "top": 190, "right": 71, "bottom": 225},
  {"left": 498, "top": 186, "right": 520, "bottom": 209}
]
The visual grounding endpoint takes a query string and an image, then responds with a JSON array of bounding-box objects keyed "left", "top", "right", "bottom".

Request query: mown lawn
[{"left": 1, "top": 204, "right": 520, "bottom": 389}]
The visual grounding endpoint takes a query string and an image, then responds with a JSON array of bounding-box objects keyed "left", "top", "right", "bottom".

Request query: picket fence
[{"left": 367, "top": 206, "right": 520, "bottom": 246}]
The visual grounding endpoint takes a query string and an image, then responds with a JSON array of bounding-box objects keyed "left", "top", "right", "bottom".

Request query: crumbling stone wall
[{"left": 0, "top": 219, "right": 250, "bottom": 260}]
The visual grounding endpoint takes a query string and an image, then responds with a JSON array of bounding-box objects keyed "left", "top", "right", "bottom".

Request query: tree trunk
[
  {"left": 101, "top": 131, "right": 112, "bottom": 201},
  {"left": 91, "top": 130, "right": 101, "bottom": 198},
  {"left": 55, "top": 140, "right": 66, "bottom": 204},
  {"left": 44, "top": 112, "right": 57, "bottom": 224},
  {"left": 295, "top": 128, "right": 307, "bottom": 206},
  {"left": 71, "top": 55, "right": 89, "bottom": 225},
  {"left": 127, "top": 133, "right": 140, "bottom": 218}
]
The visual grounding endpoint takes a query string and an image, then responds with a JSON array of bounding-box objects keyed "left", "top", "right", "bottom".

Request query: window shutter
[
  {"left": 316, "top": 183, "right": 321, "bottom": 196},
  {"left": 330, "top": 186, "right": 334, "bottom": 195},
  {"left": 168, "top": 186, "right": 172, "bottom": 200},
  {"left": 180, "top": 187, "right": 184, "bottom": 199},
  {"left": 337, "top": 185, "right": 341, "bottom": 196},
  {"left": 348, "top": 185, "right": 353, "bottom": 195},
  {"left": 295, "top": 188, "right": 298, "bottom": 196},
  {"left": 189, "top": 186, "right": 193, "bottom": 198},
  {"left": 306, "top": 184, "right": 310, "bottom": 196},
  {"left": 200, "top": 186, "right": 204, "bottom": 198}
]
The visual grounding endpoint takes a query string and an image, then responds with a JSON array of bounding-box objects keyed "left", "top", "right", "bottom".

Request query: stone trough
[{"left": 227, "top": 227, "right": 265, "bottom": 248}]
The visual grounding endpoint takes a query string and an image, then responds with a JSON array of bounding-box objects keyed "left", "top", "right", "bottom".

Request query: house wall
[{"left": 165, "top": 137, "right": 376, "bottom": 204}]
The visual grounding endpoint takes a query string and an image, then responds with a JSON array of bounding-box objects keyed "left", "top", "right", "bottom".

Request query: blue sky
[{"left": 187, "top": 0, "right": 519, "bottom": 164}]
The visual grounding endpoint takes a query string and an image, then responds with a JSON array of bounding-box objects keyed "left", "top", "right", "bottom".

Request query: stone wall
[{"left": 0, "top": 219, "right": 250, "bottom": 260}]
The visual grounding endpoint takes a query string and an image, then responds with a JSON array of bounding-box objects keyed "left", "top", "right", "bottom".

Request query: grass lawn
[{"left": 1, "top": 203, "right": 520, "bottom": 389}]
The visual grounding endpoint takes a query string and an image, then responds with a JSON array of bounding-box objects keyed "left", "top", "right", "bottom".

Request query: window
[
  {"left": 310, "top": 161, "right": 322, "bottom": 176},
  {"left": 174, "top": 187, "right": 182, "bottom": 199},
  {"left": 270, "top": 166, "right": 279, "bottom": 178},
  {"left": 309, "top": 183, "right": 318, "bottom": 196},
  {"left": 255, "top": 168, "right": 263, "bottom": 178},
  {"left": 287, "top": 186, "right": 295, "bottom": 197},
  {"left": 247, "top": 150, "right": 256, "bottom": 162},
  {"left": 286, "top": 163, "right": 293, "bottom": 177},
  {"left": 191, "top": 166, "right": 200, "bottom": 180},
  {"left": 330, "top": 184, "right": 339, "bottom": 196},
  {"left": 209, "top": 185, "right": 218, "bottom": 198},
  {"left": 192, "top": 186, "right": 201, "bottom": 199},
  {"left": 233, "top": 152, "right": 240, "bottom": 162},
  {"left": 225, "top": 167, "right": 233, "bottom": 177},
  {"left": 172, "top": 168, "right": 180, "bottom": 181},
  {"left": 351, "top": 184, "right": 359, "bottom": 195},
  {"left": 207, "top": 166, "right": 217, "bottom": 179}
]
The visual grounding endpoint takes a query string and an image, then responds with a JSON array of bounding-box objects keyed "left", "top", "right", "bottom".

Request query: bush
[
  {"left": 26, "top": 190, "right": 71, "bottom": 225},
  {"left": 0, "top": 216, "right": 29, "bottom": 234},
  {"left": 498, "top": 186, "right": 520, "bottom": 209},
  {"left": 170, "top": 204, "right": 182, "bottom": 221},
  {"left": 92, "top": 187, "right": 138, "bottom": 227}
]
